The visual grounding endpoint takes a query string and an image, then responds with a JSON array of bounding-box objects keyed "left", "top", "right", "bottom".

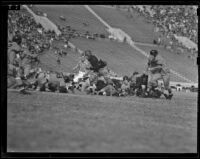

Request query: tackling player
[{"left": 145, "top": 50, "right": 173, "bottom": 99}]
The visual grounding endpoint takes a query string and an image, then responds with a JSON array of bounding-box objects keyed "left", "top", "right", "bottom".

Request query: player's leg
[
  {"left": 81, "top": 79, "right": 90, "bottom": 92},
  {"left": 162, "top": 73, "right": 173, "bottom": 99},
  {"left": 147, "top": 73, "right": 162, "bottom": 94}
]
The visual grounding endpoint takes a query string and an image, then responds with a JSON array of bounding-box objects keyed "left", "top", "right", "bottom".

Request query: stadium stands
[{"left": 116, "top": 5, "right": 198, "bottom": 55}]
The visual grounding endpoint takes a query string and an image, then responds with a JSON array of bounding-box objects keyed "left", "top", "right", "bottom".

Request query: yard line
[
  {"left": 134, "top": 42, "right": 158, "bottom": 47},
  {"left": 84, "top": 5, "right": 112, "bottom": 30}
]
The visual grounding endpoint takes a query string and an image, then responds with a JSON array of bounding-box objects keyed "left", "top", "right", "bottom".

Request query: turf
[{"left": 7, "top": 90, "right": 197, "bottom": 152}]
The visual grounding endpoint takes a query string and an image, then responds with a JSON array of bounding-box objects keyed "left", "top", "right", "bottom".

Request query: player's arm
[
  {"left": 148, "top": 65, "right": 162, "bottom": 71},
  {"left": 72, "top": 62, "right": 80, "bottom": 71},
  {"left": 145, "top": 59, "right": 150, "bottom": 72},
  {"left": 149, "top": 55, "right": 166, "bottom": 71}
]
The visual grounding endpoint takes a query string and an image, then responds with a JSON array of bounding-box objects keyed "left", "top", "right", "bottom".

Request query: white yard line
[
  {"left": 134, "top": 42, "right": 158, "bottom": 47},
  {"left": 98, "top": 5, "right": 116, "bottom": 9},
  {"left": 84, "top": 5, "right": 195, "bottom": 84},
  {"left": 84, "top": 5, "right": 112, "bottom": 29}
]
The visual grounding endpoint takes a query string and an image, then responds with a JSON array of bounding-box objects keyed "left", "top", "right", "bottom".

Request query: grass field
[{"left": 7, "top": 90, "right": 197, "bottom": 152}]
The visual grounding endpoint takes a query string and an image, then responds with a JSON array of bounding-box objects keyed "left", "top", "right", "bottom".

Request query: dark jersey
[
  {"left": 148, "top": 59, "right": 162, "bottom": 68},
  {"left": 147, "top": 55, "right": 170, "bottom": 74},
  {"left": 12, "top": 34, "right": 22, "bottom": 45},
  {"left": 87, "top": 55, "right": 99, "bottom": 72}
]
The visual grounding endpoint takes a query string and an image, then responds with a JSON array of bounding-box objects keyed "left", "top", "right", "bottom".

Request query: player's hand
[
  {"left": 143, "top": 70, "right": 148, "bottom": 75},
  {"left": 148, "top": 68, "right": 154, "bottom": 71}
]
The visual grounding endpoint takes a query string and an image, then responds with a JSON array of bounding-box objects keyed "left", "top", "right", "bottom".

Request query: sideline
[{"left": 7, "top": 88, "right": 172, "bottom": 106}]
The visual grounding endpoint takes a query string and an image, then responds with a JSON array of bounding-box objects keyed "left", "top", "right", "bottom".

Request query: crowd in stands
[
  {"left": 7, "top": 6, "right": 114, "bottom": 69},
  {"left": 115, "top": 5, "right": 198, "bottom": 57},
  {"left": 17, "top": 5, "right": 198, "bottom": 60},
  {"left": 8, "top": 10, "right": 57, "bottom": 55},
  {"left": 8, "top": 8, "right": 85, "bottom": 68}
]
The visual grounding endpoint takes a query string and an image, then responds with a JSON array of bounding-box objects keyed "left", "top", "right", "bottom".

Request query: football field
[{"left": 7, "top": 90, "right": 197, "bottom": 152}]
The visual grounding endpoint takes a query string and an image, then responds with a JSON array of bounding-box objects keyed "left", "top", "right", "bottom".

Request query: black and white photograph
[{"left": 6, "top": 4, "right": 198, "bottom": 153}]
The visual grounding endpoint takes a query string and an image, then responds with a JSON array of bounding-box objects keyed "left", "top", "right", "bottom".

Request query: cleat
[
  {"left": 36, "top": 87, "right": 40, "bottom": 91},
  {"left": 167, "top": 93, "right": 173, "bottom": 100},
  {"left": 144, "top": 91, "right": 149, "bottom": 97},
  {"left": 45, "top": 88, "right": 51, "bottom": 92},
  {"left": 163, "top": 93, "right": 168, "bottom": 99},
  {"left": 18, "top": 87, "right": 25, "bottom": 92},
  {"left": 19, "top": 89, "right": 31, "bottom": 95},
  {"left": 164, "top": 93, "right": 173, "bottom": 100}
]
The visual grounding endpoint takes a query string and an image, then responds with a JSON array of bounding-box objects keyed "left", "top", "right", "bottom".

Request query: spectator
[
  {"left": 84, "top": 50, "right": 99, "bottom": 72},
  {"left": 57, "top": 56, "right": 61, "bottom": 65},
  {"left": 117, "top": 5, "right": 198, "bottom": 55}
]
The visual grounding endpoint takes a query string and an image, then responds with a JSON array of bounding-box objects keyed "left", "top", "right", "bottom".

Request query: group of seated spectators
[
  {"left": 57, "top": 24, "right": 108, "bottom": 40},
  {"left": 7, "top": 6, "right": 109, "bottom": 69},
  {"left": 115, "top": 5, "right": 198, "bottom": 57},
  {"left": 8, "top": 8, "right": 82, "bottom": 70},
  {"left": 8, "top": 10, "right": 58, "bottom": 55}
]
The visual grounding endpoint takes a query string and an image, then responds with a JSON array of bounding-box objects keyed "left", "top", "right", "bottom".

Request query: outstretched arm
[
  {"left": 72, "top": 61, "right": 81, "bottom": 72},
  {"left": 144, "top": 59, "right": 150, "bottom": 73},
  {"left": 148, "top": 65, "right": 162, "bottom": 71}
]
